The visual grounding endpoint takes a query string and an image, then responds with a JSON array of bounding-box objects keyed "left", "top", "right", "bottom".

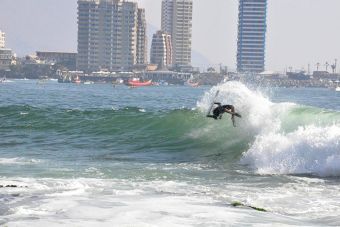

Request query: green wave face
[
  {"left": 0, "top": 105, "right": 249, "bottom": 164},
  {"left": 1, "top": 81, "right": 340, "bottom": 176}
]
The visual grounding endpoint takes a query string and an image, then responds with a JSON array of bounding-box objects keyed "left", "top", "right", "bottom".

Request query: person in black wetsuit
[{"left": 207, "top": 102, "right": 241, "bottom": 127}]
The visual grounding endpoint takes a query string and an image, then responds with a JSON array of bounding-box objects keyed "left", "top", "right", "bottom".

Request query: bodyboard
[{"left": 206, "top": 90, "right": 220, "bottom": 116}]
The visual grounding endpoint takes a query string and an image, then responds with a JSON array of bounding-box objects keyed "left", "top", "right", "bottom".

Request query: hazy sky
[{"left": 1, "top": 0, "right": 340, "bottom": 72}]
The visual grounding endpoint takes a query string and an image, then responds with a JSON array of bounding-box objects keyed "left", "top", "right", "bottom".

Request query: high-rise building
[
  {"left": 77, "top": 0, "right": 147, "bottom": 72},
  {"left": 136, "top": 8, "right": 147, "bottom": 65},
  {"left": 237, "top": 0, "right": 267, "bottom": 73},
  {"left": 0, "top": 30, "right": 5, "bottom": 48},
  {"left": 150, "top": 30, "right": 172, "bottom": 68},
  {"left": 0, "top": 30, "right": 12, "bottom": 70},
  {"left": 161, "top": 0, "right": 192, "bottom": 67}
]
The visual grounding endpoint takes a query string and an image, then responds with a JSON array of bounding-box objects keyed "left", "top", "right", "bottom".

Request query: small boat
[
  {"left": 128, "top": 78, "right": 152, "bottom": 87},
  {"left": 84, "top": 81, "right": 94, "bottom": 85},
  {"left": 186, "top": 80, "right": 199, "bottom": 87},
  {"left": 72, "top": 76, "right": 81, "bottom": 84}
]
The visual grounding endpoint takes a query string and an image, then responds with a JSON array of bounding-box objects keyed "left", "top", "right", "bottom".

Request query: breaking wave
[
  {"left": 198, "top": 81, "right": 340, "bottom": 177},
  {"left": 1, "top": 81, "right": 340, "bottom": 177}
]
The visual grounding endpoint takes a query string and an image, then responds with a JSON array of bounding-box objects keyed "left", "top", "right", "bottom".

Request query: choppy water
[{"left": 1, "top": 79, "right": 340, "bottom": 226}]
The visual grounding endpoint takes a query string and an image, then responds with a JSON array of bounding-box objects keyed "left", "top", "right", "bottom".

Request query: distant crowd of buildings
[
  {"left": 0, "top": 0, "right": 268, "bottom": 75},
  {"left": 76, "top": 0, "right": 193, "bottom": 73},
  {"left": 1, "top": 0, "right": 339, "bottom": 84}
]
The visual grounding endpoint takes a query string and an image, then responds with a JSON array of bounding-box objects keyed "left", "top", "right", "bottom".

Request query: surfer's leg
[
  {"left": 231, "top": 115, "right": 236, "bottom": 127},
  {"left": 234, "top": 113, "right": 242, "bottom": 118},
  {"left": 207, "top": 115, "right": 218, "bottom": 120},
  {"left": 207, "top": 115, "right": 218, "bottom": 119}
]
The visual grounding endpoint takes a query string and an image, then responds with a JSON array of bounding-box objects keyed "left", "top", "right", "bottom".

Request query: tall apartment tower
[
  {"left": 136, "top": 8, "right": 147, "bottom": 65},
  {"left": 237, "top": 0, "right": 267, "bottom": 73},
  {"left": 77, "top": 0, "right": 147, "bottom": 72},
  {"left": 161, "top": 0, "right": 193, "bottom": 67},
  {"left": 0, "top": 30, "right": 5, "bottom": 48},
  {"left": 150, "top": 30, "right": 172, "bottom": 68}
]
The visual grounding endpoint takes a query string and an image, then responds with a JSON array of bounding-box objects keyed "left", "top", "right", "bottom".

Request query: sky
[{"left": 0, "top": 0, "right": 340, "bottom": 72}]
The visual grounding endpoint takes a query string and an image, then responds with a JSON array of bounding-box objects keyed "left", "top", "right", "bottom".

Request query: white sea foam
[
  {"left": 199, "top": 81, "right": 340, "bottom": 177},
  {"left": 4, "top": 177, "right": 338, "bottom": 226},
  {"left": 1, "top": 178, "right": 288, "bottom": 226},
  {"left": 242, "top": 124, "right": 340, "bottom": 177},
  {"left": 0, "top": 158, "right": 41, "bottom": 165},
  {"left": 197, "top": 81, "right": 295, "bottom": 134}
]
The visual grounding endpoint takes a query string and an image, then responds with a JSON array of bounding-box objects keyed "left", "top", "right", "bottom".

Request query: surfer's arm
[{"left": 214, "top": 102, "right": 221, "bottom": 106}]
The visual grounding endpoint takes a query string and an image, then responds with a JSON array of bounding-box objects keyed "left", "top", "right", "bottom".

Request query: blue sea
[{"left": 1, "top": 79, "right": 340, "bottom": 226}]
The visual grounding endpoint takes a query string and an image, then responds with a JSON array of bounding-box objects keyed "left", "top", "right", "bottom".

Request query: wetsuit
[{"left": 209, "top": 103, "right": 234, "bottom": 120}]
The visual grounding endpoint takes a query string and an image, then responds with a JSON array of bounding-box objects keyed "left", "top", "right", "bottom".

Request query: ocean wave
[
  {"left": 241, "top": 124, "right": 340, "bottom": 177},
  {"left": 1, "top": 82, "right": 340, "bottom": 176},
  {"left": 199, "top": 81, "right": 340, "bottom": 177}
]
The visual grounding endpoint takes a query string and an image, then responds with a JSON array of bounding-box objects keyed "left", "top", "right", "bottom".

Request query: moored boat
[
  {"left": 127, "top": 78, "right": 152, "bottom": 87},
  {"left": 72, "top": 76, "right": 81, "bottom": 84}
]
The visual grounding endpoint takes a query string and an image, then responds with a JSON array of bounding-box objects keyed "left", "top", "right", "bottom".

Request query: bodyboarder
[{"left": 207, "top": 102, "right": 242, "bottom": 127}]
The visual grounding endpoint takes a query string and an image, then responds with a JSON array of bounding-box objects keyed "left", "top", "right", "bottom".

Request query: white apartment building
[
  {"left": 136, "top": 8, "right": 147, "bottom": 65},
  {"left": 150, "top": 30, "right": 172, "bottom": 68},
  {"left": 0, "top": 30, "right": 5, "bottom": 48},
  {"left": 161, "top": 0, "right": 192, "bottom": 67},
  {"left": 77, "top": 0, "right": 147, "bottom": 72}
]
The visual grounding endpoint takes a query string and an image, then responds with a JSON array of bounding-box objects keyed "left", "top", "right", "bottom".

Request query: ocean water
[{"left": 1, "top": 79, "right": 340, "bottom": 226}]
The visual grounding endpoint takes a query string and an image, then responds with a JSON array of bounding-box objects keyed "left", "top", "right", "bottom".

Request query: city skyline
[{"left": 0, "top": 0, "right": 340, "bottom": 72}]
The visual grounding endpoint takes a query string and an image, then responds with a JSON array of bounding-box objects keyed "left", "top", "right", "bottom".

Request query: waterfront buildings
[
  {"left": 161, "top": 0, "right": 193, "bottom": 68},
  {"left": 0, "top": 30, "right": 5, "bottom": 48},
  {"left": 150, "top": 31, "right": 172, "bottom": 68},
  {"left": 0, "top": 49, "right": 13, "bottom": 70},
  {"left": 36, "top": 51, "right": 77, "bottom": 70},
  {"left": 237, "top": 0, "right": 267, "bottom": 73},
  {"left": 77, "top": 0, "right": 147, "bottom": 72}
]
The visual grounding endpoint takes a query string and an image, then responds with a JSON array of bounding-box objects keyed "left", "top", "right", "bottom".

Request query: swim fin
[{"left": 234, "top": 113, "right": 242, "bottom": 118}]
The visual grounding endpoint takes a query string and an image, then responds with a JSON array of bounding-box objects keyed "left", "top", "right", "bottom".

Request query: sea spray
[
  {"left": 199, "top": 81, "right": 340, "bottom": 177},
  {"left": 197, "top": 81, "right": 292, "bottom": 135},
  {"left": 241, "top": 124, "right": 340, "bottom": 177}
]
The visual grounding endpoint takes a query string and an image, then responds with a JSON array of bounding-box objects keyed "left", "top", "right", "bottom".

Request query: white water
[
  {"left": 0, "top": 176, "right": 324, "bottom": 226},
  {"left": 0, "top": 158, "right": 41, "bottom": 165},
  {"left": 199, "top": 81, "right": 340, "bottom": 177}
]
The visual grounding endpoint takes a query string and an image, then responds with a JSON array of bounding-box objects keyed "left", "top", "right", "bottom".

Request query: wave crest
[
  {"left": 241, "top": 125, "right": 340, "bottom": 177},
  {"left": 199, "top": 81, "right": 340, "bottom": 177}
]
